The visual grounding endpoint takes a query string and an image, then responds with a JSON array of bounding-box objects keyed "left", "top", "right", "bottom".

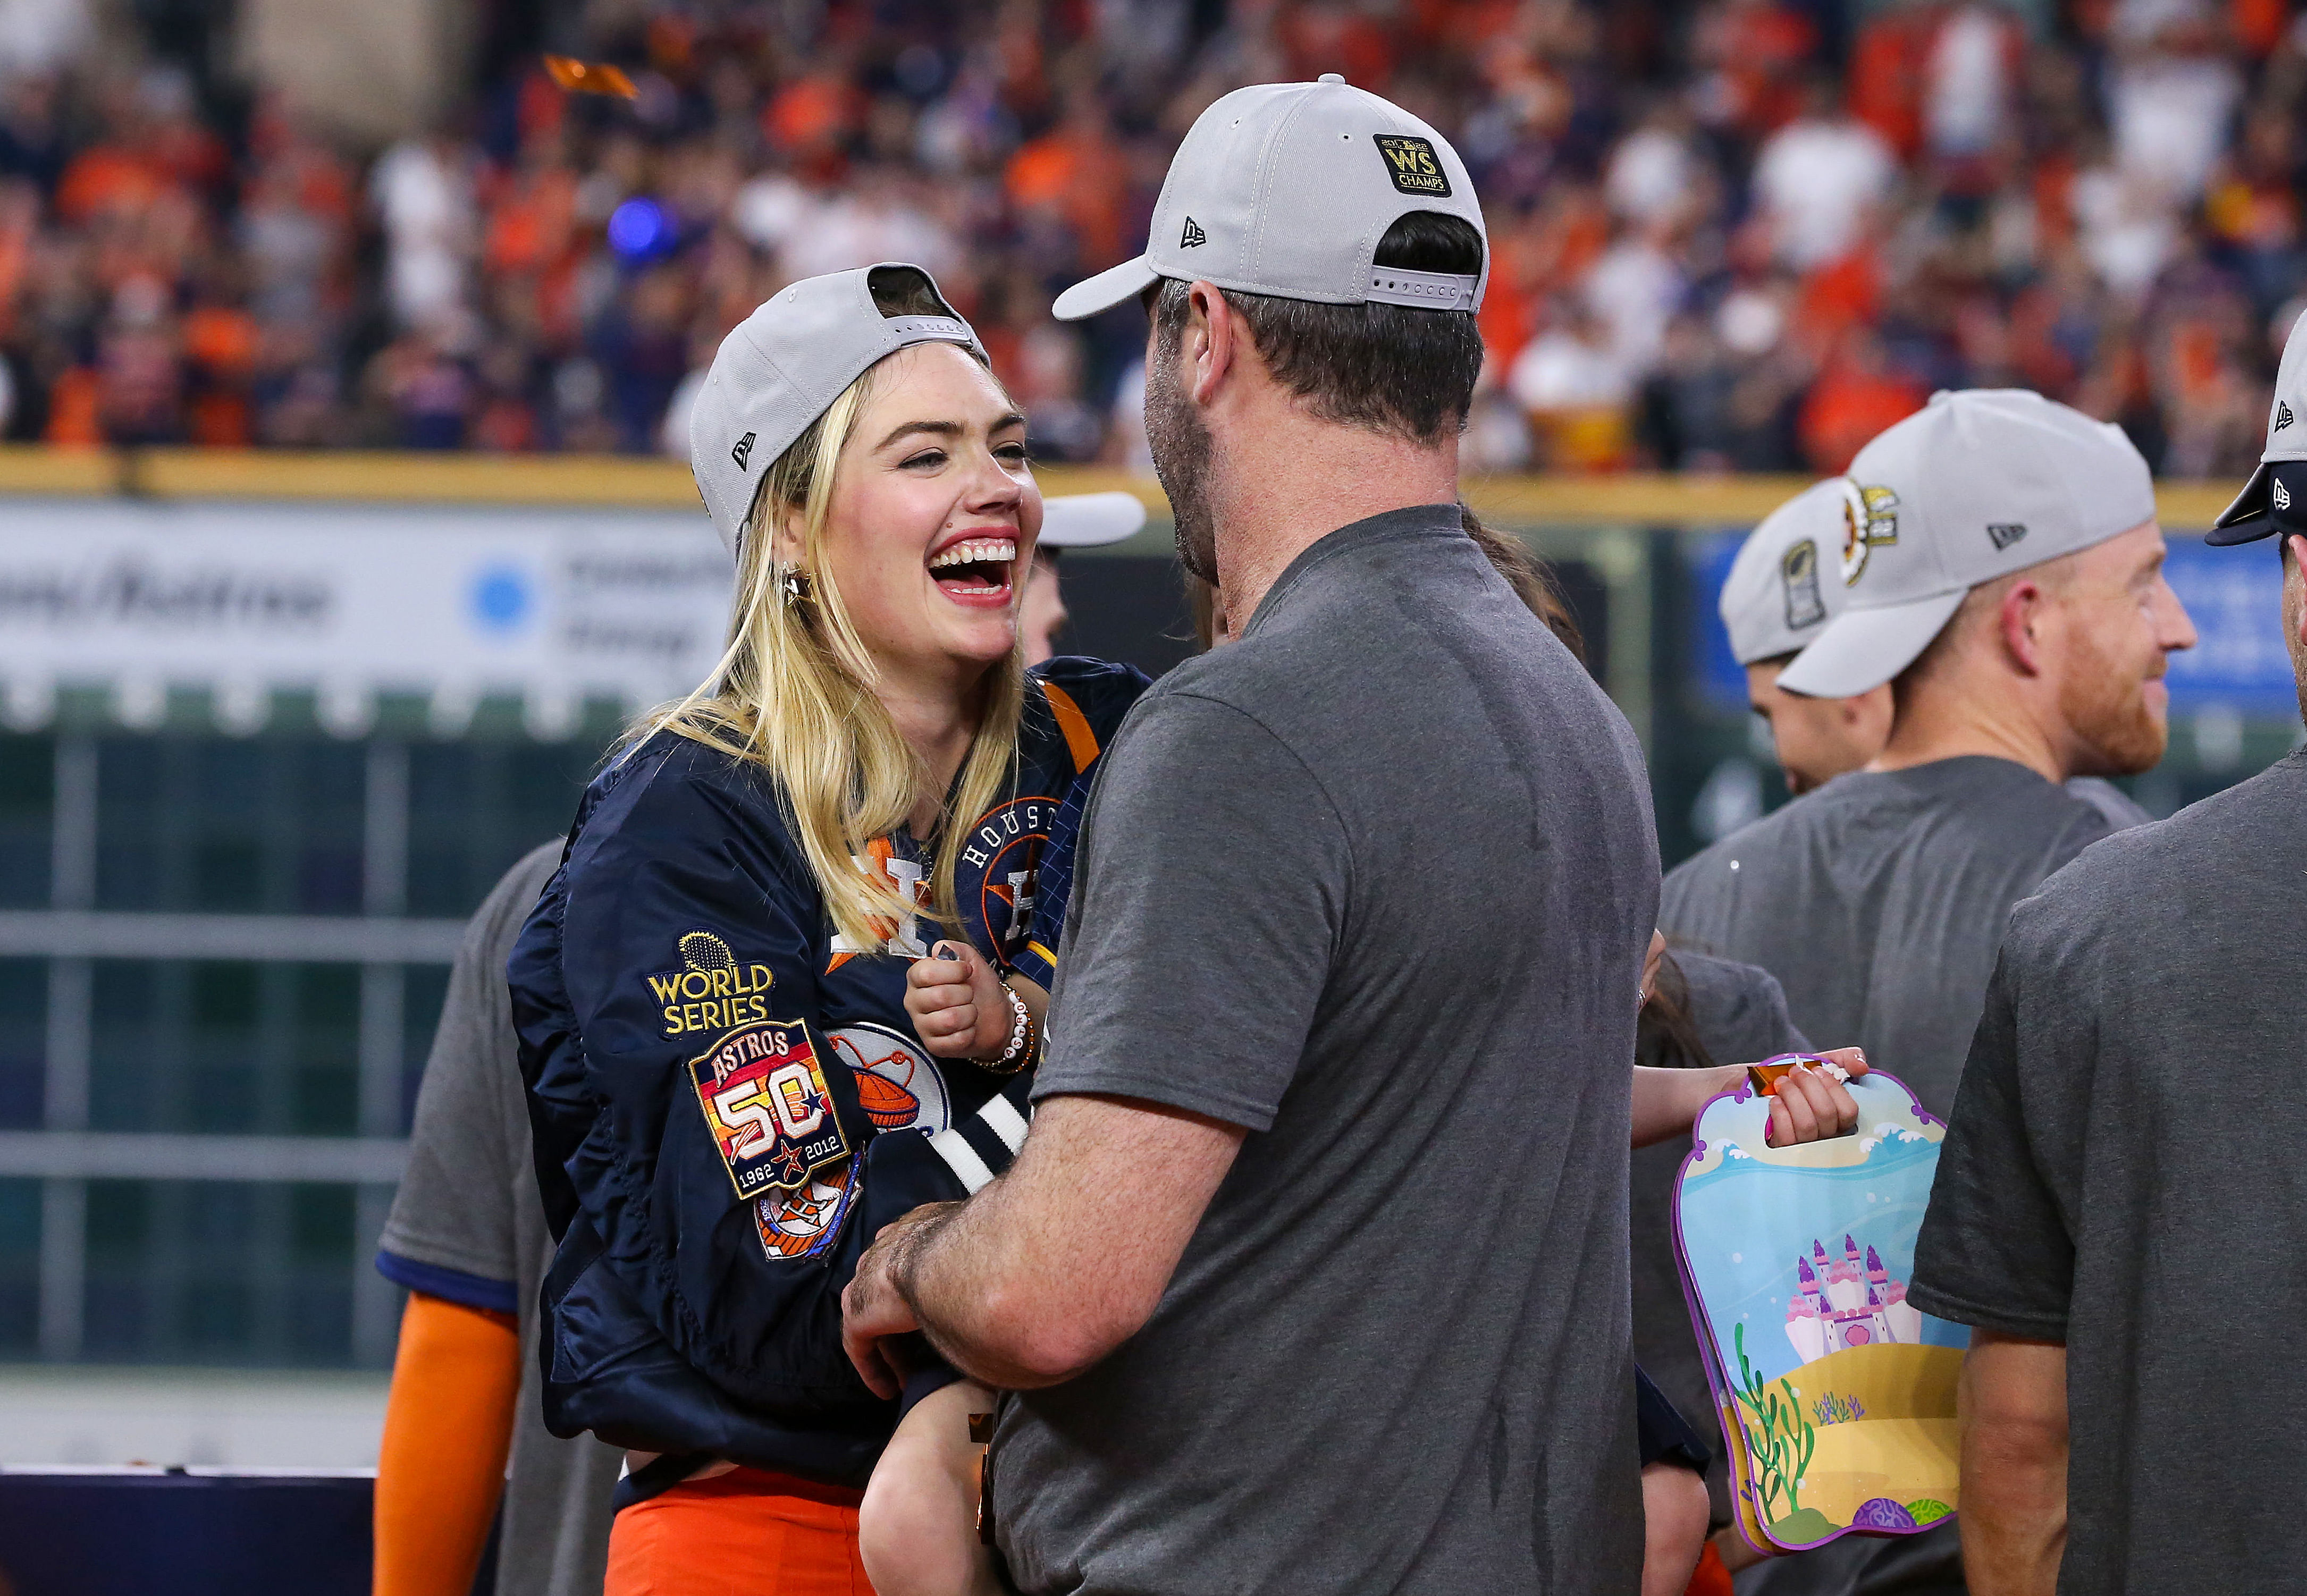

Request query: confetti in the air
[{"left": 544, "top": 57, "right": 638, "bottom": 98}]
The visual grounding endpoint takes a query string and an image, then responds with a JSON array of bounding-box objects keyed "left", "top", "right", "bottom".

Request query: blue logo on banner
[
  {"left": 1689, "top": 532, "right": 2295, "bottom": 717},
  {"left": 470, "top": 565, "right": 533, "bottom": 635}
]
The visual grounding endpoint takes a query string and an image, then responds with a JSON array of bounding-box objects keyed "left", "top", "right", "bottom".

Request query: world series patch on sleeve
[{"left": 689, "top": 1020, "right": 851, "bottom": 1199}]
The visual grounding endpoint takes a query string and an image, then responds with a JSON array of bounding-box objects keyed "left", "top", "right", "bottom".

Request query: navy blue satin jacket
[{"left": 508, "top": 656, "right": 1146, "bottom": 1489}]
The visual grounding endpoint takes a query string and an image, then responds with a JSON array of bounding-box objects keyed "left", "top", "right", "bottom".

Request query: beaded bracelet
[{"left": 977, "top": 984, "right": 1035, "bottom": 1075}]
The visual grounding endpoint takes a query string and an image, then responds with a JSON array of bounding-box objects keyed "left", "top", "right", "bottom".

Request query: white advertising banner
[{"left": 0, "top": 497, "right": 735, "bottom": 734}]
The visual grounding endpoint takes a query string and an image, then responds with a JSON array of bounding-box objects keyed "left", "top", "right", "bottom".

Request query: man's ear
[
  {"left": 1187, "top": 280, "right": 1237, "bottom": 407},
  {"left": 2289, "top": 535, "right": 2307, "bottom": 655},
  {"left": 1843, "top": 681, "right": 1896, "bottom": 742},
  {"left": 1996, "top": 578, "right": 2050, "bottom": 677}
]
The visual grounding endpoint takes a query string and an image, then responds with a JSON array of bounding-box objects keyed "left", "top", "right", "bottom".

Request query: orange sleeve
[{"left": 374, "top": 1291, "right": 523, "bottom": 1596}]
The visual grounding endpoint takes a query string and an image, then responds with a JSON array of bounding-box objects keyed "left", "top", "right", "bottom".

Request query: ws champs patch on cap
[
  {"left": 689, "top": 1019, "right": 850, "bottom": 1199},
  {"left": 1373, "top": 134, "right": 1451, "bottom": 196}
]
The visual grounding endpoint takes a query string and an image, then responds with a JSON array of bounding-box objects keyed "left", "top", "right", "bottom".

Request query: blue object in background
[
  {"left": 468, "top": 563, "right": 534, "bottom": 634},
  {"left": 2161, "top": 538, "right": 2296, "bottom": 715},
  {"left": 1686, "top": 531, "right": 2295, "bottom": 717},
  {"left": 0, "top": 1471, "right": 371, "bottom": 1596},
  {"left": 606, "top": 197, "right": 677, "bottom": 264},
  {"left": 1689, "top": 530, "right": 1748, "bottom": 711}
]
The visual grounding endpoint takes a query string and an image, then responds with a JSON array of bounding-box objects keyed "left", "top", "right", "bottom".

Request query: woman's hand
[
  {"left": 905, "top": 940, "right": 1011, "bottom": 1058},
  {"left": 1761, "top": 1048, "right": 1869, "bottom": 1146}
]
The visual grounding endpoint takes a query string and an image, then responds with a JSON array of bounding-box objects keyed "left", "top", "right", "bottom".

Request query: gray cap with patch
[
  {"left": 1050, "top": 75, "right": 1488, "bottom": 322},
  {"left": 1720, "top": 479, "right": 1849, "bottom": 666},
  {"left": 1778, "top": 389, "right": 2156, "bottom": 698},
  {"left": 2212, "top": 304, "right": 2307, "bottom": 545},
  {"left": 688, "top": 264, "right": 984, "bottom": 558}
]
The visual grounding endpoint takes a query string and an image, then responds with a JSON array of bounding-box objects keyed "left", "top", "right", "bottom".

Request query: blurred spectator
[
  {"left": 371, "top": 132, "right": 476, "bottom": 334},
  {"left": 1752, "top": 79, "right": 1899, "bottom": 271},
  {"left": 1513, "top": 300, "right": 1637, "bottom": 469},
  {"left": 0, "top": 0, "right": 2289, "bottom": 474}
]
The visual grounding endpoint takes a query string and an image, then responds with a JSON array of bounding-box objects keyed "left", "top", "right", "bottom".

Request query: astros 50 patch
[{"left": 688, "top": 1019, "right": 849, "bottom": 1200}]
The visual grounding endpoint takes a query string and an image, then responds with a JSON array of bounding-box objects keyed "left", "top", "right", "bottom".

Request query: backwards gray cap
[
  {"left": 1720, "top": 480, "right": 1850, "bottom": 666},
  {"left": 2212, "top": 303, "right": 2307, "bottom": 545},
  {"left": 689, "top": 264, "right": 984, "bottom": 556},
  {"left": 1051, "top": 75, "right": 1488, "bottom": 323},
  {"left": 1779, "top": 389, "right": 2156, "bottom": 698}
]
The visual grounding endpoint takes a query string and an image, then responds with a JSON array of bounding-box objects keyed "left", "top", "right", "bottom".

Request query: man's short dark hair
[{"left": 1151, "top": 210, "right": 1485, "bottom": 447}]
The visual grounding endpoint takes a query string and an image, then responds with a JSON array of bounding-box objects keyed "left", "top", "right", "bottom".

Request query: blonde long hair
[{"left": 639, "top": 314, "right": 1025, "bottom": 952}]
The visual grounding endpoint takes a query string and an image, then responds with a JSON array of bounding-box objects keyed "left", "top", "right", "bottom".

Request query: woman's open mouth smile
[{"left": 927, "top": 532, "right": 1018, "bottom": 608}]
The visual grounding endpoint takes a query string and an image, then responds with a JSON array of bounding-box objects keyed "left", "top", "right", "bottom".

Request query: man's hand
[
  {"left": 1763, "top": 1048, "right": 1869, "bottom": 1146},
  {"left": 905, "top": 941, "right": 1010, "bottom": 1058},
  {"left": 841, "top": 1202, "right": 957, "bottom": 1399}
]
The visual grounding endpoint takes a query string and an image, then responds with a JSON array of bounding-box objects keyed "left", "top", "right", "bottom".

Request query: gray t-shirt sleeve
[
  {"left": 377, "top": 842, "right": 562, "bottom": 1310},
  {"left": 1909, "top": 939, "right": 2075, "bottom": 1342},
  {"left": 1035, "top": 692, "right": 1348, "bottom": 1132}
]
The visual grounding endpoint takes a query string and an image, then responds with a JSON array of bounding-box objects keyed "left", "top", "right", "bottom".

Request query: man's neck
[
  {"left": 1208, "top": 415, "right": 1459, "bottom": 626},
  {"left": 1870, "top": 673, "right": 2068, "bottom": 784}
]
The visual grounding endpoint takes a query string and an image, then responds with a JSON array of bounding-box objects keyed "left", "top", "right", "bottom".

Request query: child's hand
[
  {"left": 1762, "top": 1048, "right": 1869, "bottom": 1146},
  {"left": 905, "top": 941, "right": 1011, "bottom": 1058}
]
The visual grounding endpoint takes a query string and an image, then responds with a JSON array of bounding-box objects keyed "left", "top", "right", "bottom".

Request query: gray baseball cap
[
  {"left": 1779, "top": 389, "right": 2156, "bottom": 698},
  {"left": 1039, "top": 491, "right": 1148, "bottom": 548},
  {"left": 1720, "top": 479, "right": 1849, "bottom": 666},
  {"left": 689, "top": 264, "right": 984, "bottom": 557},
  {"left": 1050, "top": 76, "right": 1488, "bottom": 323},
  {"left": 2212, "top": 304, "right": 2307, "bottom": 545}
]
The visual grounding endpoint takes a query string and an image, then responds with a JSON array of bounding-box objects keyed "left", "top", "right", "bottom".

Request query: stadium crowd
[{"left": 0, "top": 0, "right": 2295, "bottom": 474}]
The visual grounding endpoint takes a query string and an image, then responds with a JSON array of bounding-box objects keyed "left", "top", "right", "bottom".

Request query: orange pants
[{"left": 605, "top": 1466, "right": 878, "bottom": 1596}]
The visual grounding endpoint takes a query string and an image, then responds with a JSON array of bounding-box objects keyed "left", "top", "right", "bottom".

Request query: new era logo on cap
[
  {"left": 1373, "top": 134, "right": 1451, "bottom": 197},
  {"left": 1180, "top": 216, "right": 1206, "bottom": 248},
  {"left": 2275, "top": 477, "right": 2291, "bottom": 511},
  {"left": 2279, "top": 400, "right": 2295, "bottom": 432},
  {"left": 1987, "top": 522, "right": 2027, "bottom": 550},
  {"left": 731, "top": 431, "right": 756, "bottom": 470}
]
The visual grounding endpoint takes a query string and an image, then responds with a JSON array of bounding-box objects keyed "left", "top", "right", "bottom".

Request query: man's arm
[
  {"left": 1958, "top": 1329, "right": 2068, "bottom": 1596},
  {"left": 843, "top": 1092, "right": 1245, "bottom": 1391}
]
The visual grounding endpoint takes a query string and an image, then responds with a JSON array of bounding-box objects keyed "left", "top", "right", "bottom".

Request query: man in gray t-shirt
[
  {"left": 1911, "top": 747, "right": 2307, "bottom": 1594},
  {"left": 1910, "top": 321, "right": 2307, "bottom": 1596},
  {"left": 1662, "top": 392, "right": 2194, "bottom": 1594},
  {"left": 999, "top": 506, "right": 1656, "bottom": 1593},
  {"left": 1662, "top": 757, "right": 2112, "bottom": 1118},
  {"left": 842, "top": 80, "right": 1656, "bottom": 1596},
  {"left": 376, "top": 842, "right": 621, "bottom": 1596}
]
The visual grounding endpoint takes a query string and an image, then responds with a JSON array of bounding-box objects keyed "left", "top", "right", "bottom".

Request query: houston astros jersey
[{"left": 509, "top": 656, "right": 1144, "bottom": 1490}]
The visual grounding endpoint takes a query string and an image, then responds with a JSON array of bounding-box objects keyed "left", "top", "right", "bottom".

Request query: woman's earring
[{"left": 780, "top": 567, "right": 812, "bottom": 606}]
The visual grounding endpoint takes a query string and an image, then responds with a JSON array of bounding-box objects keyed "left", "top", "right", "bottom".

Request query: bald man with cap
[
  {"left": 1663, "top": 389, "right": 2195, "bottom": 1593},
  {"left": 1721, "top": 480, "right": 2151, "bottom": 826},
  {"left": 1908, "top": 324, "right": 2307, "bottom": 1595}
]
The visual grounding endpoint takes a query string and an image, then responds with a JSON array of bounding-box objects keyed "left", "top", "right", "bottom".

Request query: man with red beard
[{"left": 1660, "top": 389, "right": 2195, "bottom": 1594}]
